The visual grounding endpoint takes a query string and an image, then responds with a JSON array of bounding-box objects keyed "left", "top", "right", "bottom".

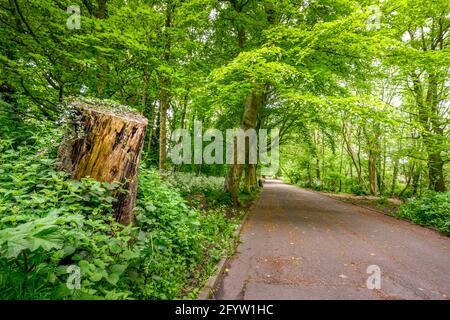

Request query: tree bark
[
  {"left": 312, "top": 130, "right": 321, "bottom": 182},
  {"left": 339, "top": 136, "right": 344, "bottom": 193},
  {"left": 411, "top": 165, "right": 421, "bottom": 196},
  {"left": 399, "top": 162, "right": 415, "bottom": 197},
  {"left": 244, "top": 163, "right": 257, "bottom": 193},
  {"left": 427, "top": 152, "right": 446, "bottom": 191},
  {"left": 141, "top": 71, "right": 149, "bottom": 114},
  {"left": 57, "top": 100, "right": 148, "bottom": 225},
  {"left": 158, "top": 1, "right": 172, "bottom": 171},
  {"left": 96, "top": 0, "right": 107, "bottom": 19},
  {"left": 225, "top": 89, "right": 264, "bottom": 206},
  {"left": 390, "top": 157, "right": 399, "bottom": 197},
  {"left": 159, "top": 75, "right": 169, "bottom": 171},
  {"left": 343, "top": 124, "right": 362, "bottom": 183},
  {"left": 368, "top": 150, "right": 378, "bottom": 195},
  {"left": 147, "top": 101, "right": 157, "bottom": 153},
  {"left": 412, "top": 72, "right": 447, "bottom": 192}
]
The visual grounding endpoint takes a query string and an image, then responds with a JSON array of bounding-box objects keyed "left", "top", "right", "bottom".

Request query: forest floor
[
  {"left": 215, "top": 179, "right": 450, "bottom": 300},
  {"left": 317, "top": 191, "right": 402, "bottom": 217}
]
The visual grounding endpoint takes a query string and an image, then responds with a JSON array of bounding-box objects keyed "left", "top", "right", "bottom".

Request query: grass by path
[{"left": 317, "top": 192, "right": 402, "bottom": 217}]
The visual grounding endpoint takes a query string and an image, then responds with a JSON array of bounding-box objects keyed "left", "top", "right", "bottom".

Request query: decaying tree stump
[{"left": 57, "top": 99, "right": 148, "bottom": 225}]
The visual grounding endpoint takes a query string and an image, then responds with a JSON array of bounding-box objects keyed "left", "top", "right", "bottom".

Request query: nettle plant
[
  {"left": 0, "top": 129, "right": 240, "bottom": 300},
  {"left": 163, "top": 172, "right": 225, "bottom": 195},
  {"left": 0, "top": 133, "right": 139, "bottom": 299}
]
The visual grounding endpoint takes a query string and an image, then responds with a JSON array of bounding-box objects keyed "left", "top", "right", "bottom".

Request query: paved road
[{"left": 215, "top": 180, "right": 450, "bottom": 300}]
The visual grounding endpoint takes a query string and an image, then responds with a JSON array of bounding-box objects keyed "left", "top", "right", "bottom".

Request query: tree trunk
[
  {"left": 159, "top": 75, "right": 169, "bottom": 171},
  {"left": 399, "top": 162, "right": 415, "bottom": 198},
  {"left": 147, "top": 101, "right": 157, "bottom": 153},
  {"left": 57, "top": 100, "right": 148, "bottom": 225},
  {"left": 390, "top": 157, "right": 399, "bottom": 197},
  {"left": 225, "top": 89, "right": 264, "bottom": 206},
  {"left": 381, "top": 145, "right": 387, "bottom": 194},
  {"left": 244, "top": 164, "right": 257, "bottom": 193},
  {"left": 180, "top": 92, "right": 188, "bottom": 130},
  {"left": 413, "top": 72, "right": 447, "bottom": 192},
  {"left": 368, "top": 150, "right": 378, "bottom": 195},
  {"left": 158, "top": 1, "right": 172, "bottom": 171},
  {"left": 307, "top": 161, "right": 312, "bottom": 186},
  {"left": 312, "top": 130, "right": 321, "bottom": 182},
  {"left": 428, "top": 152, "right": 446, "bottom": 192},
  {"left": 339, "top": 137, "right": 344, "bottom": 193},
  {"left": 141, "top": 71, "right": 149, "bottom": 114},
  {"left": 96, "top": 0, "right": 107, "bottom": 19},
  {"left": 321, "top": 132, "right": 325, "bottom": 184},
  {"left": 411, "top": 165, "right": 421, "bottom": 196},
  {"left": 343, "top": 124, "right": 362, "bottom": 183}
]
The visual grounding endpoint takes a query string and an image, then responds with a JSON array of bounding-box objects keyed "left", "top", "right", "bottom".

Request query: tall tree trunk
[
  {"left": 380, "top": 145, "right": 387, "bottom": 194},
  {"left": 368, "top": 150, "right": 378, "bottom": 195},
  {"left": 225, "top": 89, "right": 264, "bottom": 206},
  {"left": 147, "top": 101, "right": 157, "bottom": 153},
  {"left": 96, "top": 0, "right": 107, "bottom": 19},
  {"left": 321, "top": 131, "right": 325, "bottom": 187},
  {"left": 343, "top": 124, "right": 362, "bottom": 183},
  {"left": 390, "top": 157, "right": 399, "bottom": 197},
  {"left": 313, "top": 130, "right": 321, "bottom": 181},
  {"left": 180, "top": 92, "right": 188, "bottom": 130},
  {"left": 141, "top": 72, "right": 149, "bottom": 114},
  {"left": 413, "top": 73, "right": 447, "bottom": 192},
  {"left": 339, "top": 136, "right": 344, "bottom": 192},
  {"left": 399, "top": 162, "right": 415, "bottom": 197},
  {"left": 159, "top": 76, "right": 169, "bottom": 171},
  {"left": 411, "top": 165, "right": 421, "bottom": 196},
  {"left": 307, "top": 161, "right": 312, "bottom": 186},
  {"left": 427, "top": 152, "right": 446, "bottom": 191},
  {"left": 159, "top": 2, "right": 172, "bottom": 171},
  {"left": 244, "top": 164, "right": 257, "bottom": 193}
]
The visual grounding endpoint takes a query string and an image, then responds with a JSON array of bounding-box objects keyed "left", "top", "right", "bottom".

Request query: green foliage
[
  {"left": 350, "top": 184, "right": 369, "bottom": 196},
  {"left": 163, "top": 172, "right": 224, "bottom": 196},
  {"left": 0, "top": 128, "right": 240, "bottom": 300},
  {"left": 162, "top": 172, "right": 231, "bottom": 207},
  {"left": 398, "top": 192, "right": 450, "bottom": 235},
  {"left": 133, "top": 168, "right": 238, "bottom": 299}
]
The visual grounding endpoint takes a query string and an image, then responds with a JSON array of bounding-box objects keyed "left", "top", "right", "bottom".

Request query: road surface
[{"left": 215, "top": 180, "right": 450, "bottom": 300}]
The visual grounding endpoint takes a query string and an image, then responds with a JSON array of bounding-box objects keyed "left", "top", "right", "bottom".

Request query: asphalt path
[{"left": 215, "top": 180, "right": 450, "bottom": 300}]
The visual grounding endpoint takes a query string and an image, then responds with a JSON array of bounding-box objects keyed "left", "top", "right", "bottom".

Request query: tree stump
[{"left": 57, "top": 99, "right": 148, "bottom": 225}]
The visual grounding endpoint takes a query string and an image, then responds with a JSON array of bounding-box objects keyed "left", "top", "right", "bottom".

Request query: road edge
[
  {"left": 291, "top": 183, "right": 449, "bottom": 237},
  {"left": 197, "top": 191, "right": 260, "bottom": 300}
]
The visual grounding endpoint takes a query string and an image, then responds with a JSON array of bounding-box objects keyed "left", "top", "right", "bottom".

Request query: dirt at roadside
[{"left": 318, "top": 192, "right": 402, "bottom": 217}]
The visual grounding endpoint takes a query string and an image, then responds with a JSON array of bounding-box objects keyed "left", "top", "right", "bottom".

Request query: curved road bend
[{"left": 215, "top": 180, "right": 450, "bottom": 300}]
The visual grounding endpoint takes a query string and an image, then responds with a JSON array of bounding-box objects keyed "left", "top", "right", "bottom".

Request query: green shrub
[
  {"left": 350, "top": 184, "right": 369, "bottom": 196},
  {"left": 133, "top": 168, "right": 238, "bottom": 299},
  {"left": 163, "top": 172, "right": 225, "bottom": 195},
  {"left": 0, "top": 135, "right": 138, "bottom": 299},
  {"left": 397, "top": 191, "right": 450, "bottom": 234},
  {"left": 162, "top": 172, "right": 232, "bottom": 207},
  {"left": 0, "top": 128, "right": 241, "bottom": 300}
]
